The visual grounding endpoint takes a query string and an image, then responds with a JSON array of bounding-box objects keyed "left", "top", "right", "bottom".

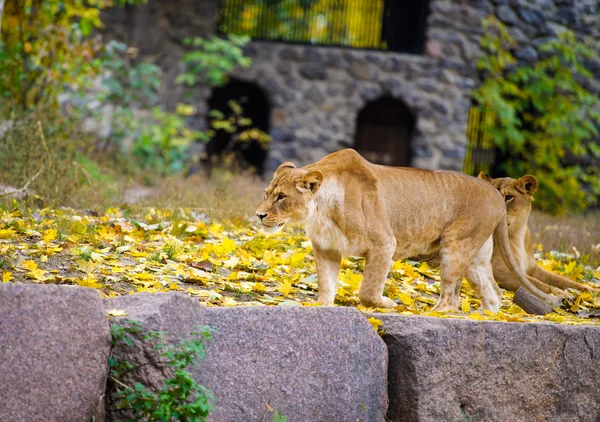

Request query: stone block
[
  {"left": 0, "top": 284, "right": 110, "bottom": 422},
  {"left": 376, "top": 314, "right": 600, "bottom": 422},
  {"left": 107, "top": 293, "right": 388, "bottom": 421}
]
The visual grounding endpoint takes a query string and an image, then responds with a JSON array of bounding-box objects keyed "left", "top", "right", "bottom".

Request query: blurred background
[{"left": 0, "top": 1, "right": 599, "bottom": 234}]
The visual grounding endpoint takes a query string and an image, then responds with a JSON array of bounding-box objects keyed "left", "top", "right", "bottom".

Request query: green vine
[
  {"left": 108, "top": 320, "right": 215, "bottom": 422},
  {"left": 474, "top": 16, "right": 600, "bottom": 214}
]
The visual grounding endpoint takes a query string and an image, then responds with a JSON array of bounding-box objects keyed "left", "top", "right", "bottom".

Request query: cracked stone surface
[
  {"left": 107, "top": 293, "right": 388, "bottom": 421},
  {"left": 0, "top": 284, "right": 110, "bottom": 422},
  {"left": 375, "top": 314, "right": 600, "bottom": 422}
]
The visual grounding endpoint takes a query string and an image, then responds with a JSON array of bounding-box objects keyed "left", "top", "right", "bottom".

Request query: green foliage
[
  {"left": 0, "top": 0, "right": 255, "bottom": 200},
  {"left": 108, "top": 320, "right": 215, "bottom": 422},
  {"left": 208, "top": 100, "right": 271, "bottom": 149},
  {"left": 176, "top": 35, "right": 251, "bottom": 88},
  {"left": 131, "top": 106, "right": 203, "bottom": 174},
  {"left": 96, "top": 41, "right": 161, "bottom": 106},
  {"left": 474, "top": 16, "right": 600, "bottom": 214}
]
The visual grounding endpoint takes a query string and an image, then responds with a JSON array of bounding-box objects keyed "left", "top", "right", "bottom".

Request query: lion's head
[
  {"left": 478, "top": 172, "right": 538, "bottom": 227},
  {"left": 255, "top": 162, "right": 323, "bottom": 232}
]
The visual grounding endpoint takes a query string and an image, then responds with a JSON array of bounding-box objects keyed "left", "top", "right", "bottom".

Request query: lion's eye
[
  {"left": 505, "top": 195, "right": 514, "bottom": 202},
  {"left": 277, "top": 193, "right": 286, "bottom": 201}
]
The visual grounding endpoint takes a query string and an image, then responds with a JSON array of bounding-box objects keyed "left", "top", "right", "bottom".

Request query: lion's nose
[{"left": 256, "top": 212, "right": 267, "bottom": 221}]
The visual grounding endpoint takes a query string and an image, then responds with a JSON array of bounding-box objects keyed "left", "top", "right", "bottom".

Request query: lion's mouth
[{"left": 260, "top": 221, "right": 286, "bottom": 233}]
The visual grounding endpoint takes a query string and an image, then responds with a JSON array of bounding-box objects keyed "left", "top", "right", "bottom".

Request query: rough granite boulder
[
  {"left": 106, "top": 293, "right": 388, "bottom": 421},
  {"left": 0, "top": 284, "right": 111, "bottom": 422},
  {"left": 375, "top": 314, "right": 600, "bottom": 422}
]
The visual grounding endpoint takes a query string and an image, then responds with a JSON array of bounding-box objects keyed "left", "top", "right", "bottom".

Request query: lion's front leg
[
  {"left": 358, "top": 245, "right": 397, "bottom": 309},
  {"left": 313, "top": 246, "right": 341, "bottom": 306}
]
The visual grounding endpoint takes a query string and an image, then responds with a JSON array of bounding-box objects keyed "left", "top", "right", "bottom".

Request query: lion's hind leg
[
  {"left": 465, "top": 237, "right": 502, "bottom": 313},
  {"left": 433, "top": 227, "right": 494, "bottom": 313},
  {"left": 433, "top": 248, "right": 471, "bottom": 313}
]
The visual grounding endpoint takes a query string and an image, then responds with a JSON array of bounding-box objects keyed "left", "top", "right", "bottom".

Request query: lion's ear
[
  {"left": 273, "top": 161, "right": 296, "bottom": 179},
  {"left": 478, "top": 172, "right": 493, "bottom": 182},
  {"left": 516, "top": 175, "right": 538, "bottom": 196},
  {"left": 297, "top": 171, "right": 323, "bottom": 194}
]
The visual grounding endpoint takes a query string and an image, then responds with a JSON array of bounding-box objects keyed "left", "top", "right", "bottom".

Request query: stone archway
[
  {"left": 206, "top": 79, "right": 270, "bottom": 174},
  {"left": 354, "top": 96, "right": 415, "bottom": 167}
]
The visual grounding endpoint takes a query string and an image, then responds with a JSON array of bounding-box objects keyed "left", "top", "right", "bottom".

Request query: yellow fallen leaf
[
  {"left": 0, "top": 228, "right": 16, "bottom": 239},
  {"left": 222, "top": 297, "right": 238, "bottom": 306},
  {"left": 27, "top": 267, "right": 48, "bottom": 282},
  {"left": 216, "top": 238, "right": 236, "bottom": 256},
  {"left": 506, "top": 304, "right": 525, "bottom": 315},
  {"left": 2, "top": 271, "right": 12, "bottom": 282},
  {"left": 135, "top": 272, "right": 154, "bottom": 281},
  {"left": 43, "top": 228, "right": 57, "bottom": 243},
  {"left": 367, "top": 317, "right": 383, "bottom": 333},
  {"left": 40, "top": 254, "right": 48, "bottom": 263},
  {"left": 278, "top": 278, "right": 295, "bottom": 296},
  {"left": 107, "top": 309, "right": 127, "bottom": 317},
  {"left": 21, "top": 260, "right": 38, "bottom": 272},
  {"left": 461, "top": 298, "right": 470, "bottom": 313},
  {"left": 77, "top": 276, "right": 102, "bottom": 289},
  {"left": 223, "top": 256, "right": 240, "bottom": 269},
  {"left": 77, "top": 259, "right": 98, "bottom": 273},
  {"left": 289, "top": 252, "right": 305, "bottom": 267},
  {"left": 90, "top": 251, "right": 105, "bottom": 263},
  {"left": 397, "top": 292, "right": 415, "bottom": 307}
]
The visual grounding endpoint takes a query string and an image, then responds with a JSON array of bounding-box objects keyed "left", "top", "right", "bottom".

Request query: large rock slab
[
  {"left": 0, "top": 284, "right": 111, "bottom": 422},
  {"left": 376, "top": 314, "right": 600, "bottom": 422},
  {"left": 106, "top": 293, "right": 388, "bottom": 421}
]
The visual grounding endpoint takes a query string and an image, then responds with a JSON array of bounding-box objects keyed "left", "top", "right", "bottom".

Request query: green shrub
[
  {"left": 108, "top": 320, "right": 215, "bottom": 422},
  {"left": 474, "top": 16, "right": 600, "bottom": 214},
  {"left": 176, "top": 35, "right": 251, "bottom": 88}
]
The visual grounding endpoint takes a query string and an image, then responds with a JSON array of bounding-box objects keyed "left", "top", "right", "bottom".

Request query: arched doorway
[
  {"left": 206, "top": 79, "right": 270, "bottom": 174},
  {"left": 354, "top": 97, "right": 415, "bottom": 167}
]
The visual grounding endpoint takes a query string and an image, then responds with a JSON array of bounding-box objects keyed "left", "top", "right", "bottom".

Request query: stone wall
[
  {"left": 5, "top": 285, "right": 600, "bottom": 421},
  {"left": 101, "top": 0, "right": 600, "bottom": 173}
]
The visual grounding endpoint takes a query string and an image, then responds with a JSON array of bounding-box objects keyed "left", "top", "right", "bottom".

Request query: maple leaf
[
  {"left": 42, "top": 228, "right": 57, "bottom": 243},
  {"left": 0, "top": 228, "right": 16, "bottom": 239},
  {"left": 21, "top": 260, "right": 38, "bottom": 272},
  {"left": 27, "top": 267, "right": 48, "bottom": 282},
  {"left": 277, "top": 278, "right": 295, "bottom": 297},
  {"left": 77, "top": 276, "right": 102, "bottom": 289},
  {"left": 2, "top": 272, "right": 12, "bottom": 282},
  {"left": 367, "top": 317, "right": 383, "bottom": 333},
  {"left": 289, "top": 252, "right": 305, "bottom": 267}
]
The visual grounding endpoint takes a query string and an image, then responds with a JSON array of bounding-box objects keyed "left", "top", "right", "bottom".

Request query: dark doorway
[
  {"left": 381, "top": 0, "right": 431, "bottom": 54},
  {"left": 206, "top": 79, "right": 270, "bottom": 174},
  {"left": 354, "top": 97, "right": 415, "bottom": 167}
]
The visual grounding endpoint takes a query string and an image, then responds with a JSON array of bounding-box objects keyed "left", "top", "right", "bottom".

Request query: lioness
[
  {"left": 256, "top": 149, "right": 559, "bottom": 312},
  {"left": 479, "top": 172, "right": 596, "bottom": 295}
]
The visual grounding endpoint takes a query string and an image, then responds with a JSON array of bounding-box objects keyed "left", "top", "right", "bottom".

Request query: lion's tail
[{"left": 493, "top": 212, "right": 562, "bottom": 307}]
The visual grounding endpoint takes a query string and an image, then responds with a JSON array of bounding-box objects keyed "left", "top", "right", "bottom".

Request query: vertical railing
[
  {"left": 463, "top": 106, "right": 496, "bottom": 176},
  {"left": 217, "top": 0, "right": 389, "bottom": 51}
]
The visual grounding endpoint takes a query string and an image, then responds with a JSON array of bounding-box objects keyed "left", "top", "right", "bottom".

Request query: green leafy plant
[
  {"left": 208, "top": 100, "right": 271, "bottom": 147},
  {"left": 130, "top": 105, "right": 203, "bottom": 175},
  {"left": 474, "top": 16, "right": 600, "bottom": 214},
  {"left": 176, "top": 35, "right": 251, "bottom": 88},
  {"left": 108, "top": 319, "right": 215, "bottom": 422}
]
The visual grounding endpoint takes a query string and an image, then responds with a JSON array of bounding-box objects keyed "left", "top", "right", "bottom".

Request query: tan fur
[
  {"left": 479, "top": 172, "right": 597, "bottom": 296},
  {"left": 255, "top": 149, "right": 560, "bottom": 311}
]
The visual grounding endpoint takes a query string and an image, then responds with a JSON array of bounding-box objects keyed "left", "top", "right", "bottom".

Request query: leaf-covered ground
[{"left": 1, "top": 207, "right": 599, "bottom": 325}]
